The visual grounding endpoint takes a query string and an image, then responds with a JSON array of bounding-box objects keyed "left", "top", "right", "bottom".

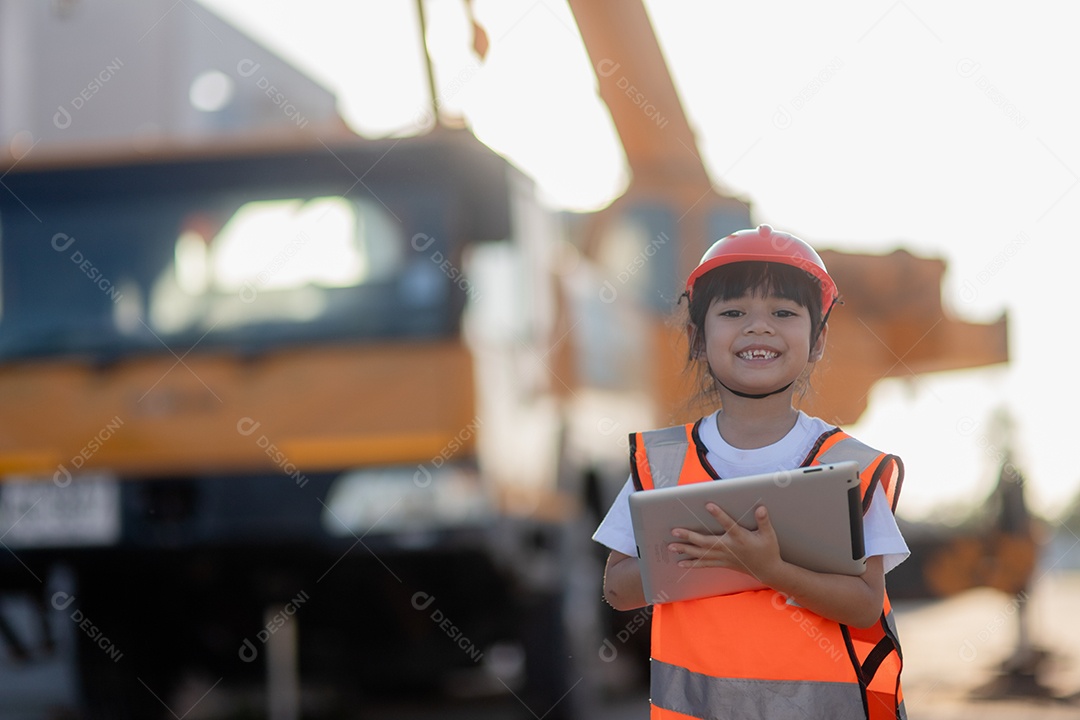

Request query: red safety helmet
[{"left": 685, "top": 224, "right": 839, "bottom": 318}]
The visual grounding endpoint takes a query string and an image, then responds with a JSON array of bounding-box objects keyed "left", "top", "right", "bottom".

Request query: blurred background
[{"left": 0, "top": 1, "right": 1078, "bottom": 718}]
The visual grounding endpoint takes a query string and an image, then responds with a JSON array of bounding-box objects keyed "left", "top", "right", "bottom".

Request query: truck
[{"left": 0, "top": 125, "right": 620, "bottom": 717}]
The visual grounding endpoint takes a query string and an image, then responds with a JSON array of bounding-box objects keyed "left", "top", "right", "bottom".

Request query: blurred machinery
[
  {"left": 557, "top": 0, "right": 1010, "bottom": 456},
  {"left": 0, "top": 0, "right": 1027, "bottom": 718}
]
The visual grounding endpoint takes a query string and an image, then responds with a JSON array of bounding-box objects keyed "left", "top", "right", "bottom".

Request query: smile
[{"left": 737, "top": 349, "right": 779, "bottom": 360}]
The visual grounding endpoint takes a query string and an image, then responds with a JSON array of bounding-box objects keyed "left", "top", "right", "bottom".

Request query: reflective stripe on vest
[
  {"left": 631, "top": 420, "right": 906, "bottom": 720},
  {"left": 813, "top": 430, "right": 904, "bottom": 514},
  {"left": 635, "top": 424, "right": 694, "bottom": 491},
  {"left": 652, "top": 659, "right": 867, "bottom": 720}
]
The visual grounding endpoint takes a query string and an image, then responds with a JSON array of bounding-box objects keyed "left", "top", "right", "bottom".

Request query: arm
[
  {"left": 602, "top": 550, "right": 648, "bottom": 611},
  {"left": 669, "top": 504, "right": 885, "bottom": 628},
  {"left": 763, "top": 551, "right": 885, "bottom": 629}
]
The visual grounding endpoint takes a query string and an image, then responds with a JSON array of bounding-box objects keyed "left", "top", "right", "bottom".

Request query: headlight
[{"left": 320, "top": 464, "right": 492, "bottom": 537}]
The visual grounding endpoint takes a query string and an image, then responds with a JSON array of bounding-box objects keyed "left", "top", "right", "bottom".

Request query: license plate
[{"left": 0, "top": 474, "right": 120, "bottom": 548}]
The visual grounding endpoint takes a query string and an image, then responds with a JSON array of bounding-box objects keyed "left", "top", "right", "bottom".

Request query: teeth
[{"left": 738, "top": 349, "right": 778, "bottom": 360}]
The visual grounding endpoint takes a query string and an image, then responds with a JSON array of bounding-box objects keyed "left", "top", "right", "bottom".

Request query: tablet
[{"left": 629, "top": 461, "right": 866, "bottom": 604}]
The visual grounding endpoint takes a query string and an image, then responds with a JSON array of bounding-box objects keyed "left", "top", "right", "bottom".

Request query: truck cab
[{"left": 0, "top": 129, "right": 599, "bottom": 718}]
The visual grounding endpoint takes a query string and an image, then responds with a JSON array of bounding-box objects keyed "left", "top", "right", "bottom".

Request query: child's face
[{"left": 700, "top": 291, "right": 824, "bottom": 398}]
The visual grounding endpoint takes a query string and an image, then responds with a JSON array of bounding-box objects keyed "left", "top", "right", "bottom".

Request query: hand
[{"left": 668, "top": 504, "right": 785, "bottom": 584}]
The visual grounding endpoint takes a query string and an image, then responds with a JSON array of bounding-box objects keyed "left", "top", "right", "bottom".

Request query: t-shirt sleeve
[
  {"left": 592, "top": 477, "right": 637, "bottom": 557},
  {"left": 863, "top": 483, "right": 910, "bottom": 574}
]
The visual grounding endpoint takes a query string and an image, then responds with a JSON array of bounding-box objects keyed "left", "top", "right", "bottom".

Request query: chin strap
[{"left": 717, "top": 380, "right": 794, "bottom": 400}]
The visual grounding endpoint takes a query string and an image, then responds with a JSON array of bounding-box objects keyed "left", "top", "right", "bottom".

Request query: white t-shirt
[{"left": 592, "top": 410, "right": 910, "bottom": 573}]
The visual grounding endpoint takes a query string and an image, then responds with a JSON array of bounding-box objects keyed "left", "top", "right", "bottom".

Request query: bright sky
[{"left": 202, "top": 0, "right": 1080, "bottom": 522}]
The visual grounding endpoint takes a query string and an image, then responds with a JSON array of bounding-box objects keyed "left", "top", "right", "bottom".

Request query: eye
[
  {"left": 717, "top": 309, "right": 744, "bottom": 318},
  {"left": 774, "top": 309, "right": 797, "bottom": 318}
]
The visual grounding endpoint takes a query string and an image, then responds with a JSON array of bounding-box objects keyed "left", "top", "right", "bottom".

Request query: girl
[{"left": 593, "top": 225, "right": 909, "bottom": 720}]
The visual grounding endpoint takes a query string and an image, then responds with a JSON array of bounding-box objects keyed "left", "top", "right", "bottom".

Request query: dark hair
[{"left": 682, "top": 261, "right": 826, "bottom": 406}]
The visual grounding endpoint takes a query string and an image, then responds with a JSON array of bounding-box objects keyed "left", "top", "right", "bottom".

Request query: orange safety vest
[{"left": 629, "top": 419, "right": 905, "bottom": 720}]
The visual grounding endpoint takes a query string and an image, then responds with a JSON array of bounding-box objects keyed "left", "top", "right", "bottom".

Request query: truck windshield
[{"left": 0, "top": 178, "right": 457, "bottom": 361}]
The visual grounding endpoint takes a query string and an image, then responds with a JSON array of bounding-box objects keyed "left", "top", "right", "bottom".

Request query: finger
[
  {"left": 754, "top": 506, "right": 775, "bottom": 537},
  {"left": 668, "top": 540, "right": 717, "bottom": 559},
  {"left": 671, "top": 529, "right": 722, "bottom": 552},
  {"left": 668, "top": 541, "right": 697, "bottom": 557},
  {"left": 704, "top": 502, "right": 737, "bottom": 531},
  {"left": 672, "top": 543, "right": 732, "bottom": 567},
  {"left": 672, "top": 525, "right": 723, "bottom": 542}
]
